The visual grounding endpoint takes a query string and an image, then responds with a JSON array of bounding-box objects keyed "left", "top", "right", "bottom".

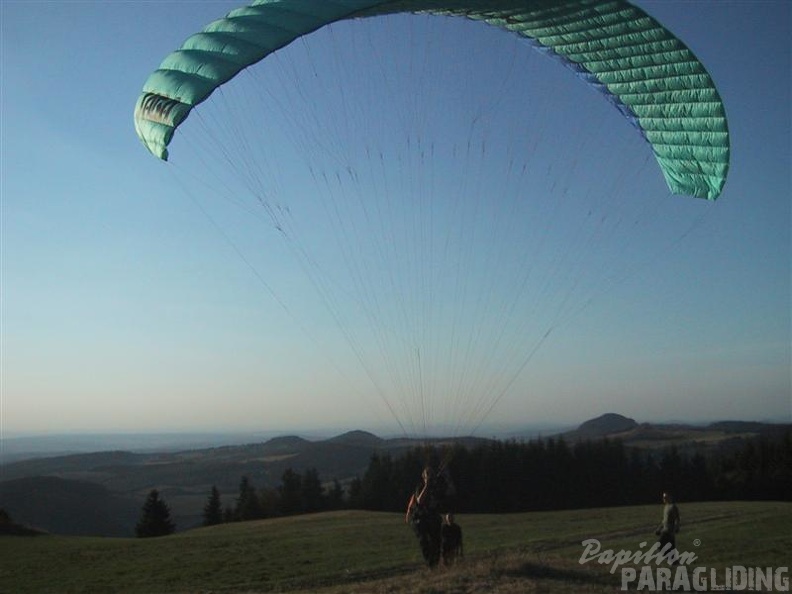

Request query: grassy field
[{"left": 1, "top": 501, "right": 789, "bottom": 593}]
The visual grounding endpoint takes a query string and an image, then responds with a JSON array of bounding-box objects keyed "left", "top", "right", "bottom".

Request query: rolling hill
[
  {"left": 0, "top": 476, "right": 139, "bottom": 536},
  {"left": 561, "top": 413, "right": 789, "bottom": 452},
  {"left": 1, "top": 416, "right": 787, "bottom": 536},
  {"left": 0, "top": 430, "right": 443, "bottom": 534}
]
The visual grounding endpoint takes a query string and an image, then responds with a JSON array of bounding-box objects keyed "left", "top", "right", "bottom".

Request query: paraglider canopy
[{"left": 135, "top": 0, "right": 729, "bottom": 199}]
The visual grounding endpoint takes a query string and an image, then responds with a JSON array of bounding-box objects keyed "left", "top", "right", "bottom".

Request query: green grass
[{"left": 1, "top": 502, "right": 789, "bottom": 593}]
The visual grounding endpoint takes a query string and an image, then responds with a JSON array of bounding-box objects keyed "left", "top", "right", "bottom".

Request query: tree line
[
  {"left": 351, "top": 431, "right": 791, "bottom": 514},
  {"left": 136, "top": 430, "right": 790, "bottom": 535},
  {"left": 202, "top": 469, "right": 346, "bottom": 526}
]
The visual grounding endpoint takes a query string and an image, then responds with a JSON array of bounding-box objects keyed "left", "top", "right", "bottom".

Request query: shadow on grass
[{"left": 504, "top": 561, "right": 615, "bottom": 588}]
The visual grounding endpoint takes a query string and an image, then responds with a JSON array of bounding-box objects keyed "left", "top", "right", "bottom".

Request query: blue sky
[{"left": 1, "top": 1, "right": 790, "bottom": 437}]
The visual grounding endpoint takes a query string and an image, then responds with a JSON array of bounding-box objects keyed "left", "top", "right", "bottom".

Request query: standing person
[
  {"left": 405, "top": 464, "right": 453, "bottom": 568},
  {"left": 441, "top": 513, "right": 464, "bottom": 566},
  {"left": 655, "top": 491, "right": 681, "bottom": 562}
]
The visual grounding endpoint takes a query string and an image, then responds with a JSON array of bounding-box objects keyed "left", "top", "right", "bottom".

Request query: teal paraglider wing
[{"left": 134, "top": 0, "right": 729, "bottom": 199}]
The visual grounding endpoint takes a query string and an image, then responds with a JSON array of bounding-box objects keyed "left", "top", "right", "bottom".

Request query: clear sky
[{"left": 1, "top": 1, "right": 790, "bottom": 437}]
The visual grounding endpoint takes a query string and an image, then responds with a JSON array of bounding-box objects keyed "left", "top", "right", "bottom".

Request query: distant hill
[
  {"left": 0, "top": 476, "right": 139, "bottom": 536},
  {"left": 0, "top": 431, "right": 435, "bottom": 534},
  {"left": 326, "top": 430, "right": 384, "bottom": 448},
  {"left": 0, "top": 431, "right": 297, "bottom": 464},
  {"left": 569, "top": 413, "right": 638, "bottom": 438},
  {"left": 559, "top": 414, "right": 788, "bottom": 452},
  {"left": 707, "top": 420, "right": 787, "bottom": 434},
  {"left": 262, "top": 435, "right": 311, "bottom": 451},
  {"left": 2, "top": 418, "right": 787, "bottom": 536}
]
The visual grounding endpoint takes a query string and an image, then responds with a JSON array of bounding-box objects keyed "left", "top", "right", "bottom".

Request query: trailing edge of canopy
[{"left": 134, "top": 0, "right": 729, "bottom": 199}]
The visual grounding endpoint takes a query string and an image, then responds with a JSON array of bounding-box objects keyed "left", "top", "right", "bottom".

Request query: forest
[{"left": 202, "top": 430, "right": 791, "bottom": 527}]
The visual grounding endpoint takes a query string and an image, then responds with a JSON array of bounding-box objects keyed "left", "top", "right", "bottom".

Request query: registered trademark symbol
[{"left": 693, "top": 539, "right": 701, "bottom": 547}]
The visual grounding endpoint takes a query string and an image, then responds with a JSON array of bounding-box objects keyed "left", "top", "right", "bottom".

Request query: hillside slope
[
  {"left": 1, "top": 502, "right": 789, "bottom": 594},
  {"left": 0, "top": 476, "right": 139, "bottom": 536}
]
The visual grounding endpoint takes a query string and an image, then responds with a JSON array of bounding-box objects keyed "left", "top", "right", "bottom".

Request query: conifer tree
[
  {"left": 279, "top": 468, "right": 303, "bottom": 515},
  {"left": 347, "top": 477, "right": 363, "bottom": 508},
  {"left": 325, "top": 479, "right": 345, "bottom": 510},
  {"left": 300, "top": 468, "right": 324, "bottom": 513},
  {"left": 258, "top": 487, "right": 280, "bottom": 518},
  {"left": 235, "top": 476, "right": 262, "bottom": 521},
  {"left": 202, "top": 485, "right": 223, "bottom": 526},
  {"left": 135, "top": 489, "right": 175, "bottom": 537}
]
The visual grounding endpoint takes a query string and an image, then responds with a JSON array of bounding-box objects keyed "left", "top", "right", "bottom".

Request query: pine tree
[
  {"left": 279, "top": 468, "right": 303, "bottom": 515},
  {"left": 347, "top": 477, "right": 363, "bottom": 508},
  {"left": 300, "top": 468, "right": 324, "bottom": 513},
  {"left": 258, "top": 487, "right": 280, "bottom": 518},
  {"left": 202, "top": 485, "right": 223, "bottom": 526},
  {"left": 325, "top": 479, "right": 345, "bottom": 510},
  {"left": 235, "top": 476, "right": 262, "bottom": 521},
  {"left": 135, "top": 489, "right": 175, "bottom": 537}
]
